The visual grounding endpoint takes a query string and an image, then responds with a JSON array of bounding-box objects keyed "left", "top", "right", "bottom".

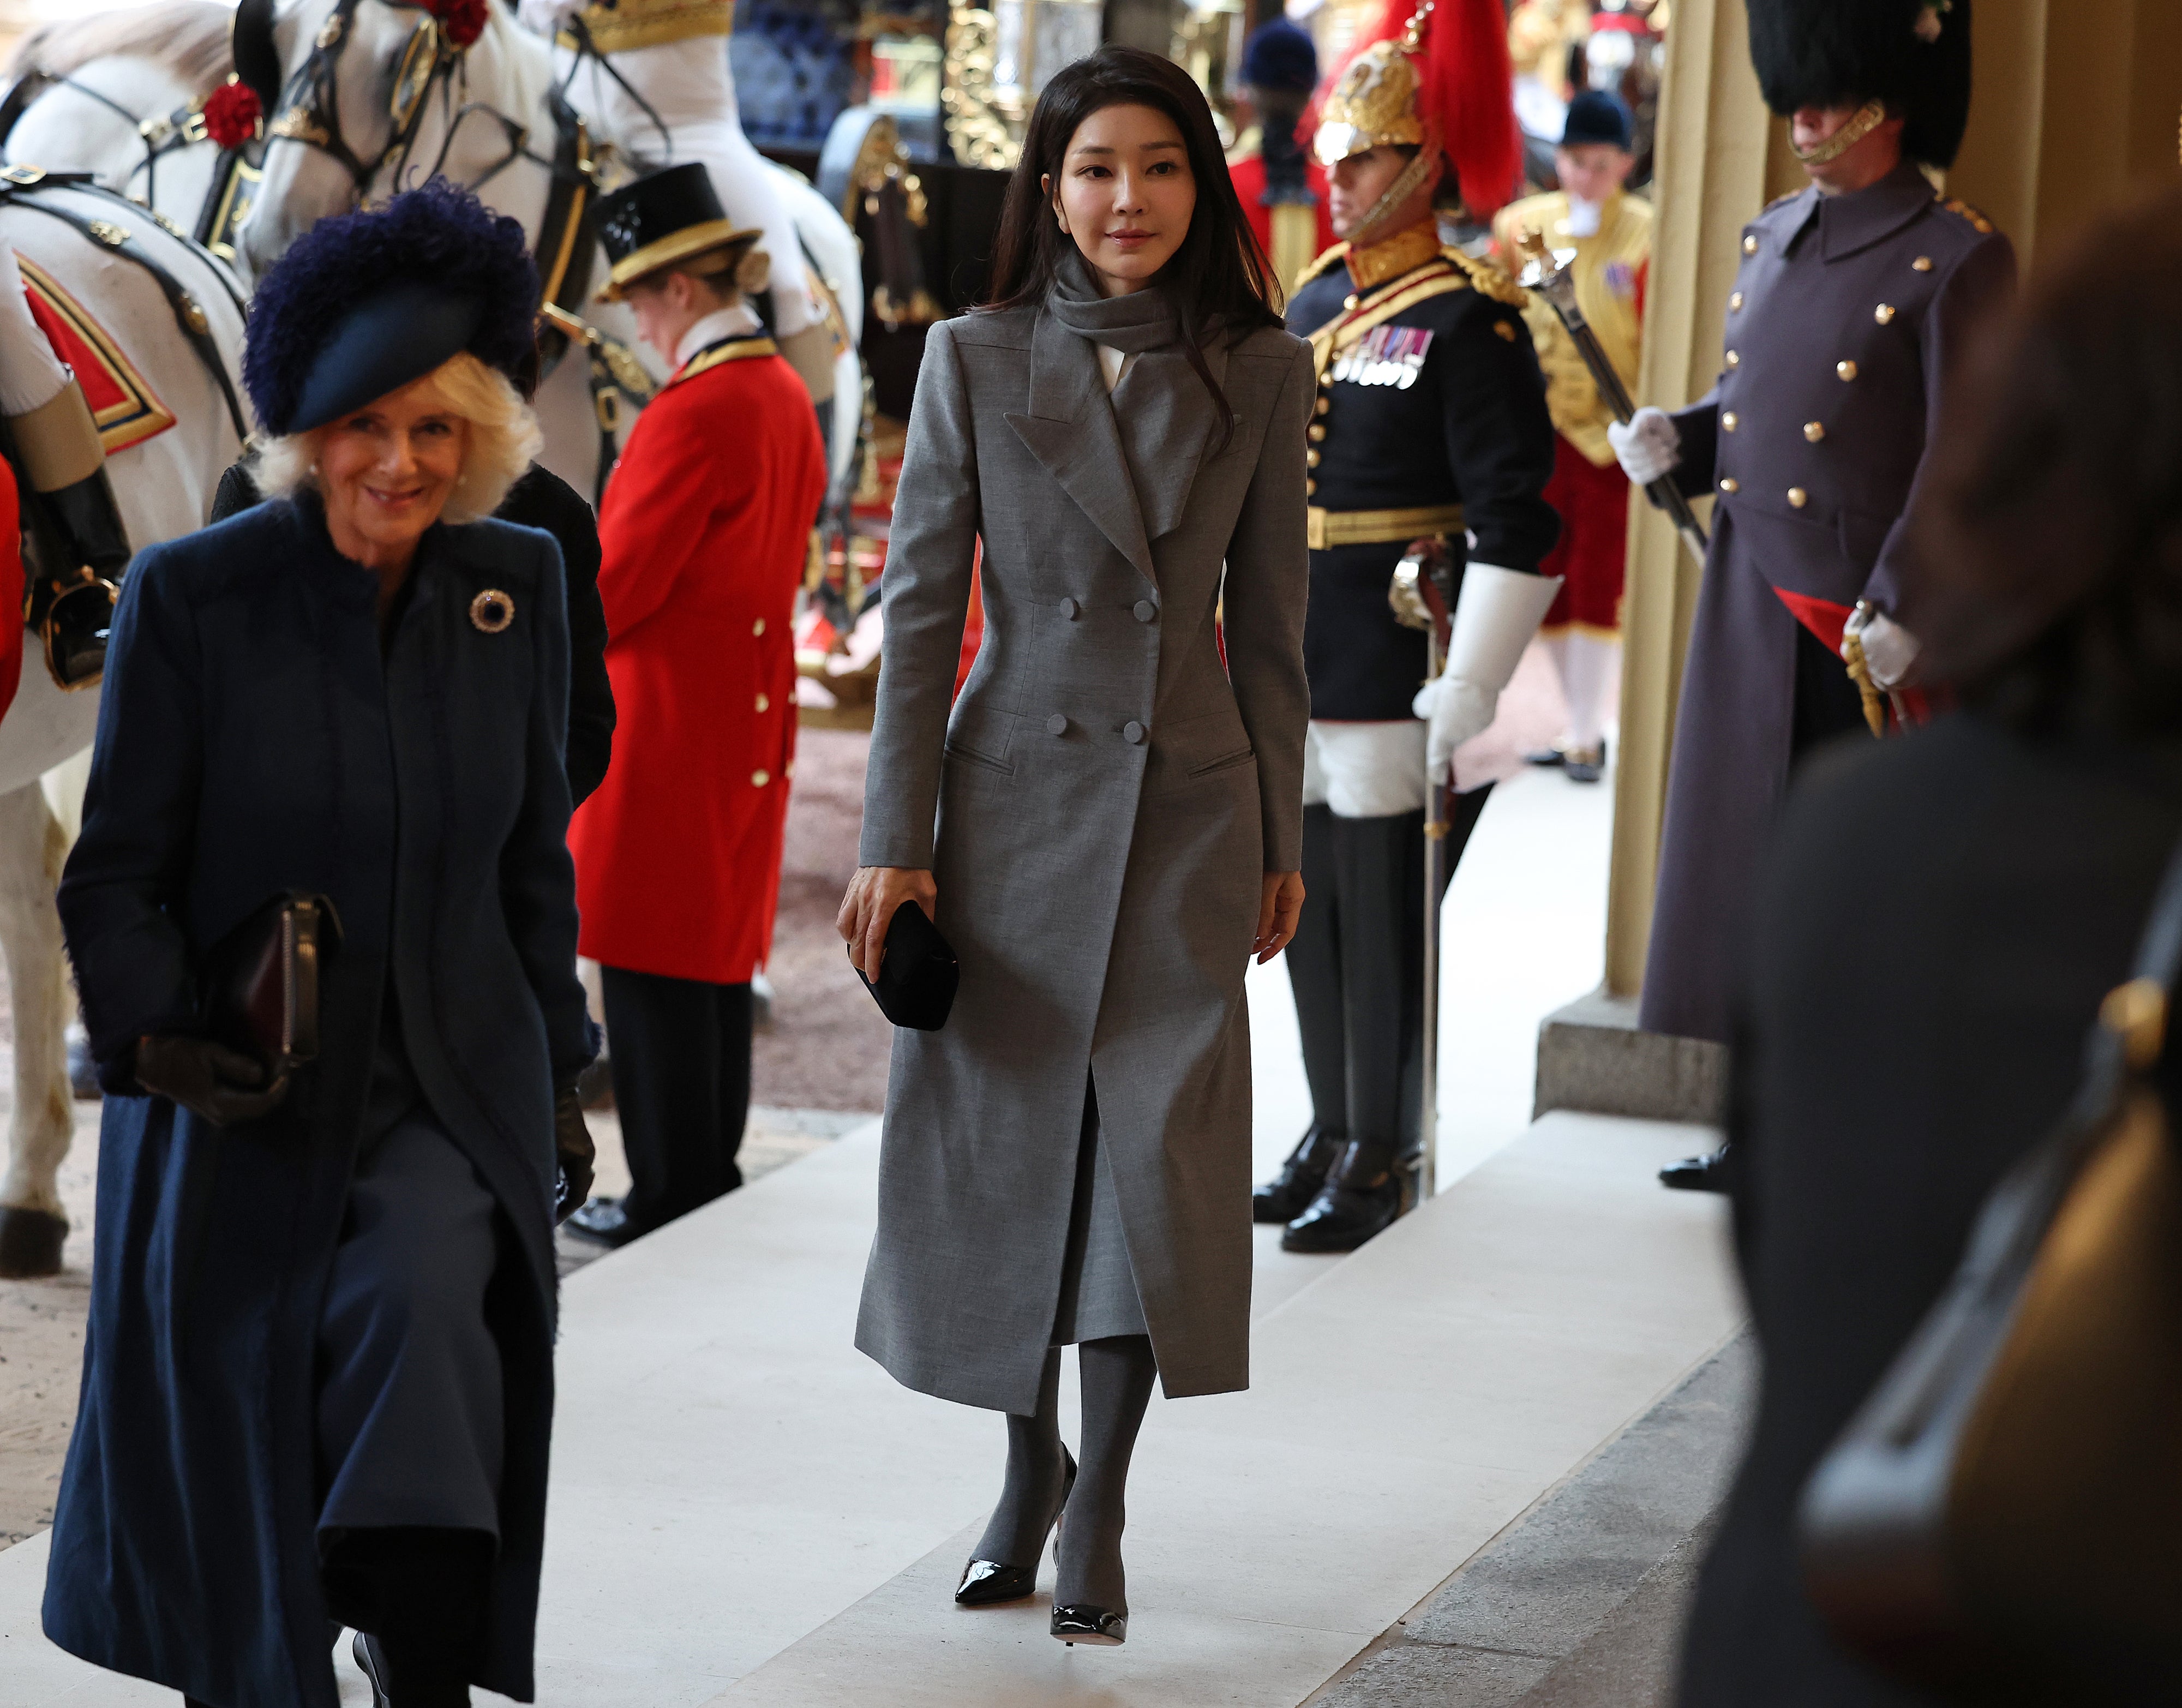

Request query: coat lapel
[{"left": 1005, "top": 311, "right": 1156, "bottom": 586}]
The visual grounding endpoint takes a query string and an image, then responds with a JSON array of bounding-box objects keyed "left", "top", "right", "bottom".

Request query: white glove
[
  {"left": 1411, "top": 563, "right": 1566, "bottom": 785},
  {"left": 517, "top": 0, "right": 586, "bottom": 34},
  {"left": 1842, "top": 602, "right": 1920, "bottom": 691},
  {"left": 1607, "top": 406, "right": 1681, "bottom": 487}
]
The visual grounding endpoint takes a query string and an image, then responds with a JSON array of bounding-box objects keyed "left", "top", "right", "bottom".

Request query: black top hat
[
  {"left": 1561, "top": 90, "right": 1634, "bottom": 152},
  {"left": 1745, "top": 0, "right": 1973, "bottom": 169},
  {"left": 595, "top": 162, "right": 762, "bottom": 302}
]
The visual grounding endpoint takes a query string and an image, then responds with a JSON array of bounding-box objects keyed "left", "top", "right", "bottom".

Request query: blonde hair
[{"left": 252, "top": 352, "right": 544, "bottom": 524}]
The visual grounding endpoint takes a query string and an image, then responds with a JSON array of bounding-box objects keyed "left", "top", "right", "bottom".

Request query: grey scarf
[{"left": 1047, "top": 249, "right": 1225, "bottom": 529}]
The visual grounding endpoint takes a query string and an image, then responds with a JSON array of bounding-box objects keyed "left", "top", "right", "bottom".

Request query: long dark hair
[
  {"left": 1910, "top": 183, "right": 2182, "bottom": 737},
  {"left": 985, "top": 46, "right": 1284, "bottom": 435}
]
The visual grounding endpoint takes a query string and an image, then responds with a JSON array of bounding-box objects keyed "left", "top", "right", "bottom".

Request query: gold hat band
[{"left": 598, "top": 219, "right": 762, "bottom": 302}]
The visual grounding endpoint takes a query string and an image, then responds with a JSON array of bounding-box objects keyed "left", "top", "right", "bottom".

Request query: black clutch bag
[
  {"left": 850, "top": 900, "right": 958, "bottom": 1030},
  {"left": 202, "top": 892, "right": 344, "bottom": 1074}
]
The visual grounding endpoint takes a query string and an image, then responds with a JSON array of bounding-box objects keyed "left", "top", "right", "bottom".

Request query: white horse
[
  {"left": 232, "top": 0, "right": 864, "bottom": 489},
  {"left": 0, "top": 183, "right": 248, "bottom": 1275}
]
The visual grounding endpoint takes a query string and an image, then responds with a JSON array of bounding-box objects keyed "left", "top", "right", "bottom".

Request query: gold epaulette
[
  {"left": 1441, "top": 247, "right": 1525, "bottom": 308},
  {"left": 1293, "top": 242, "right": 1351, "bottom": 289},
  {"left": 1937, "top": 195, "right": 1997, "bottom": 236}
]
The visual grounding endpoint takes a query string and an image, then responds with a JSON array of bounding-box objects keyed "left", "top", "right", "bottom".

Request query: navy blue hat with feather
[{"left": 243, "top": 180, "right": 539, "bottom": 438}]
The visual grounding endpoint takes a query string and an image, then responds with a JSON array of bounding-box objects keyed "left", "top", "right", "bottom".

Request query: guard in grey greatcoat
[
  {"left": 1611, "top": 0, "right": 2013, "bottom": 1096},
  {"left": 42, "top": 187, "right": 594, "bottom": 1708}
]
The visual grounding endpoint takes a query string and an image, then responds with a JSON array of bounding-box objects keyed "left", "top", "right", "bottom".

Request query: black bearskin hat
[{"left": 1745, "top": 0, "right": 1974, "bottom": 169}]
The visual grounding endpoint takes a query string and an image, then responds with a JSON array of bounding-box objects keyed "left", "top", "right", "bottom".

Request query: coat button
[
  {"left": 756, "top": 692, "right": 769, "bottom": 712},
  {"left": 1123, "top": 721, "right": 1146, "bottom": 745},
  {"left": 1721, "top": 411, "right": 1739, "bottom": 432},
  {"left": 1306, "top": 449, "right": 1321, "bottom": 468},
  {"left": 1058, "top": 596, "right": 1080, "bottom": 619},
  {"left": 1343, "top": 293, "right": 1359, "bottom": 309},
  {"left": 1729, "top": 291, "right": 1744, "bottom": 311},
  {"left": 1308, "top": 424, "right": 1326, "bottom": 442},
  {"left": 1314, "top": 396, "right": 1330, "bottom": 417},
  {"left": 1742, "top": 234, "right": 1758, "bottom": 254},
  {"left": 752, "top": 769, "right": 771, "bottom": 786},
  {"left": 1718, "top": 477, "right": 1740, "bottom": 494},
  {"left": 1875, "top": 303, "right": 1897, "bottom": 325},
  {"left": 1787, "top": 487, "right": 1808, "bottom": 508},
  {"left": 1133, "top": 600, "right": 1156, "bottom": 622},
  {"left": 1305, "top": 478, "right": 1316, "bottom": 495},
  {"left": 1725, "top": 349, "right": 1740, "bottom": 367},
  {"left": 1803, "top": 421, "right": 1826, "bottom": 443},
  {"left": 1046, "top": 714, "right": 1068, "bottom": 736},
  {"left": 1912, "top": 255, "right": 1933, "bottom": 272},
  {"left": 752, "top": 618, "right": 766, "bottom": 636},
  {"left": 1837, "top": 359, "right": 1858, "bottom": 380}
]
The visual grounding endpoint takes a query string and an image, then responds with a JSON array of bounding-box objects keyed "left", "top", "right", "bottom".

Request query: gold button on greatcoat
[
  {"left": 1803, "top": 421, "right": 1826, "bottom": 443},
  {"left": 1875, "top": 303, "right": 1897, "bottom": 325},
  {"left": 1314, "top": 396, "right": 1330, "bottom": 417},
  {"left": 1309, "top": 424, "right": 1326, "bottom": 442},
  {"left": 752, "top": 769, "right": 770, "bottom": 786},
  {"left": 1725, "top": 350, "right": 1740, "bottom": 367},
  {"left": 1788, "top": 487, "right": 1808, "bottom": 508},
  {"left": 1837, "top": 360, "right": 1858, "bottom": 381},
  {"left": 1306, "top": 449, "right": 1321, "bottom": 468},
  {"left": 1729, "top": 291, "right": 1744, "bottom": 311},
  {"left": 1344, "top": 294, "right": 1359, "bottom": 310},
  {"left": 1305, "top": 478, "right": 1317, "bottom": 495},
  {"left": 1911, "top": 256, "right": 1933, "bottom": 272},
  {"left": 1742, "top": 235, "right": 1758, "bottom": 254},
  {"left": 1719, "top": 477, "right": 1740, "bottom": 494},
  {"left": 1721, "top": 412, "right": 1739, "bottom": 432},
  {"left": 756, "top": 692, "right": 769, "bottom": 712},
  {"left": 752, "top": 617, "right": 766, "bottom": 636}
]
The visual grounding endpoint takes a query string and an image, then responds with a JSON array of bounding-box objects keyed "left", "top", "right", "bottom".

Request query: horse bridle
[{"left": 236, "top": 0, "right": 555, "bottom": 202}]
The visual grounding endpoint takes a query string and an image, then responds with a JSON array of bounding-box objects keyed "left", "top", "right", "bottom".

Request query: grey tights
[{"left": 975, "top": 1335, "right": 1157, "bottom": 1611}]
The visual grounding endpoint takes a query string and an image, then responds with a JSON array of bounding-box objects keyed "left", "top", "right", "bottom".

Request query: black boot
[
  {"left": 1253, "top": 1124, "right": 1344, "bottom": 1224},
  {"left": 1281, "top": 1138, "right": 1407, "bottom": 1253},
  {"left": 36, "top": 466, "right": 130, "bottom": 575},
  {"left": 1659, "top": 1143, "right": 1734, "bottom": 1194}
]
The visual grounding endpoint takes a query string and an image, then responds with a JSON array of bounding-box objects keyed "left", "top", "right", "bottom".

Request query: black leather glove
[
  {"left": 134, "top": 1034, "right": 289, "bottom": 1128},
  {"left": 553, "top": 1086, "right": 595, "bottom": 1225}
]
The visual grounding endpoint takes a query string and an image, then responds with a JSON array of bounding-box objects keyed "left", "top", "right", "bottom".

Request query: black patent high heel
[
  {"left": 954, "top": 1448, "right": 1077, "bottom": 1607},
  {"left": 1051, "top": 1603, "right": 1128, "bottom": 1646}
]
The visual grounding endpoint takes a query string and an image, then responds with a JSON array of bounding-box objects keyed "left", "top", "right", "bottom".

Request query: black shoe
[
  {"left": 1252, "top": 1124, "right": 1345, "bottom": 1224},
  {"left": 956, "top": 1451, "right": 1076, "bottom": 1607},
  {"left": 1281, "top": 1140, "right": 1408, "bottom": 1253},
  {"left": 1524, "top": 745, "right": 1569, "bottom": 767},
  {"left": 1051, "top": 1604, "right": 1127, "bottom": 1646},
  {"left": 351, "top": 1631, "right": 391, "bottom": 1708},
  {"left": 1563, "top": 739, "right": 1607, "bottom": 784},
  {"left": 1659, "top": 1146, "right": 1733, "bottom": 1194},
  {"left": 564, "top": 1195, "right": 646, "bottom": 1246}
]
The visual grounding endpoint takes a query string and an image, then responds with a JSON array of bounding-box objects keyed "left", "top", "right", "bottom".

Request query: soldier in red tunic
[{"left": 567, "top": 164, "right": 830, "bottom": 1246}]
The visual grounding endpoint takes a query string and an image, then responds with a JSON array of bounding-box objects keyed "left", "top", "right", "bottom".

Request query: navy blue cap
[
  {"left": 1561, "top": 90, "right": 1635, "bottom": 151},
  {"left": 283, "top": 281, "right": 484, "bottom": 435},
  {"left": 1240, "top": 16, "right": 1318, "bottom": 94}
]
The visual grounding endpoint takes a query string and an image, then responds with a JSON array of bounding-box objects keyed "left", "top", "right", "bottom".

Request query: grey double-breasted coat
[{"left": 855, "top": 304, "right": 1314, "bottom": 1413}]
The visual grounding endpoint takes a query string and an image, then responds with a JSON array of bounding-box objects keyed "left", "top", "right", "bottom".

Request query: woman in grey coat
[{"left": 838, "top": 46, "right": 1312, "bottom": 1646}]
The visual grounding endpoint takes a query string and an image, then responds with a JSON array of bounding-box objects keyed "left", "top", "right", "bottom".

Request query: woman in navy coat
[{"left": 43, "top": 184, "right": 595, "bottom": 1708}]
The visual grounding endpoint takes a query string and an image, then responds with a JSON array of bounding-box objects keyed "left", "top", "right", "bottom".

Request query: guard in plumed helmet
[
  {"left": 1492, "top": 89, "right": 1650, "bottom": 784},
  {"left": 565, "top": 163, "right": 829, "bottom": 1248},
  {"left": 1606, "top": 0, "right": 2013, "bottom": 1192},
  {"left": 1227, "top": 15, "right": 1335, "bottom": 293},
  {"left": 1255, "top": 0, "right": 1562, "bottom": 1254}
]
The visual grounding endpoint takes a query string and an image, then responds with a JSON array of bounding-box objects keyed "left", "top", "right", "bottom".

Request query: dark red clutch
[{"left": 203, "top": 892, "right": 344, "bottom": 1073}]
